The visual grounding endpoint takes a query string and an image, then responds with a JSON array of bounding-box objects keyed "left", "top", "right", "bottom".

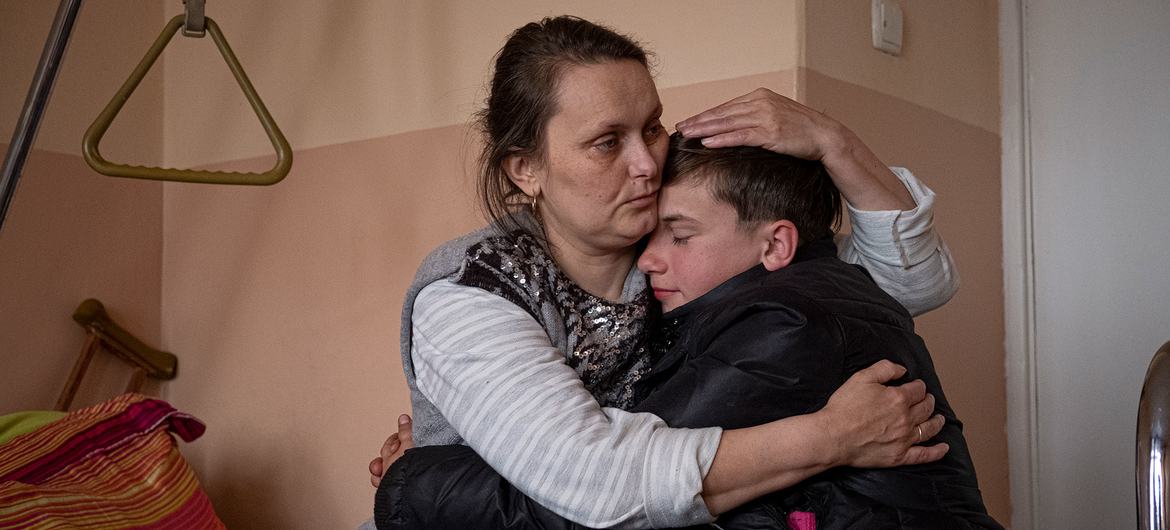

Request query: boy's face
[{"left": 638, "top": 177, "right": 768, "bottom": 312}]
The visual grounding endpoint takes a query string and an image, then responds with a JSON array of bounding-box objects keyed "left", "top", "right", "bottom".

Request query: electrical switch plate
[{"left": 871, "top": 0, "right": 903, "bottom": 56}]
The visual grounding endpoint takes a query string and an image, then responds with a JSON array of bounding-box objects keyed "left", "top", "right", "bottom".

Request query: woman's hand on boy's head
[
  {"left": 369, "top": 414, "right": 414, "bottom": 488},
  {"left": 677, "top": 88, "right": 915, "bottom": 211},
  {"left": 674, "top": 88, "right": 849, "bottom": 161}
]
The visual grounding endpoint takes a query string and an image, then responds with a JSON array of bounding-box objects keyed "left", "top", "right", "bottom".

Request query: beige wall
[
  {"left": 801, "top": 1, "right": 1008, "bottom": 524},
  {"left": 0, "top": 1, "right": 164, "bottom": 412},
  {"left": 803, "top": 1, "right": 1001, "bottom": 134},
  {"left": 161, "top": 0, "right": 799, "bottom": 169}
]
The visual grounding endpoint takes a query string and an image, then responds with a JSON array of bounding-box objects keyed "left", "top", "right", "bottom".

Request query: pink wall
[
  {"left": 160, "top": 127, "right": 483, "bottom": 526},
  {"left": 800, "top": 2, "right": 1007, "bottom": 523},
  {"left": 802, "top": 70, "right": 1008, "bottom": 523},
  {"left": 1, "top": 1, "right": 164, "bottom": 412},
  {"left": 0, "top": 149, "right": 163, "bottom": 411}
]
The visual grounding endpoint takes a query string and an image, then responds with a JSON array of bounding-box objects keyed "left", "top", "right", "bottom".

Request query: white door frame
[{"left": 999, "top": 0, "right": 1038, "bottom": 528}]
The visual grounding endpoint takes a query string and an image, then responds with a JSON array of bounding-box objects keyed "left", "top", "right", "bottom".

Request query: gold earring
[{"left": 530, "top": 191, "right": 539, "bottom": 216}]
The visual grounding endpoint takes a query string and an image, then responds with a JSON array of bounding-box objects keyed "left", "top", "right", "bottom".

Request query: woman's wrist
[
  {"left": 701, "top": 414, "right": 840, "bottom": 515},
  {"left": 820, "top": 131, "right": 916, "bottom": 211}
]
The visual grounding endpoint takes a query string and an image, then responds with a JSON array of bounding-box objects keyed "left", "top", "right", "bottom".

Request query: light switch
[{"left": 871, "top": 0, "right": 903, "bottom": 56}]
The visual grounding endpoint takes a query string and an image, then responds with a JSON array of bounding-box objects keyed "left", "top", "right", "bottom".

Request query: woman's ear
[
  {"left": 502, "top": 153, "right": 541, "bottom": 198},
  {"left": 760, "top": 219, "right": 799, "bottom": 271}
]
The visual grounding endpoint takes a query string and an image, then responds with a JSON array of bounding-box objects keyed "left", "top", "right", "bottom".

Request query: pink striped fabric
[{"left": 0, "top": 393, "right": 224, "bottom": 529}]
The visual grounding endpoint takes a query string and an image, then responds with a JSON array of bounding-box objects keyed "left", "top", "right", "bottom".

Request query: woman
[{"left": 370, "top": 16, "right": 957, "bottom": 528}]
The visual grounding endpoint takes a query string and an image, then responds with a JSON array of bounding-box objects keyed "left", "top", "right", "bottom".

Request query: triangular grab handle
[{"left": 83, "top": 15, "right": 292, "bottom": 185}]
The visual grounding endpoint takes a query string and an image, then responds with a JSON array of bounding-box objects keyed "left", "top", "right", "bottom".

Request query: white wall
[{"left": 1008, "top": 0, "right": 1170, "bottom": 526}]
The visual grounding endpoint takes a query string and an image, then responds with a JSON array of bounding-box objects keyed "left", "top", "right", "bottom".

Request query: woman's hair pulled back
[{"left": 477, "top": 16, "right": 650, "bottom": 230}]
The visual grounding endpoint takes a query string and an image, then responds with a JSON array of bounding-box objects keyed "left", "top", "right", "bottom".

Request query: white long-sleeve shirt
[{"left": 410, "top": 169, "right": 957, "bottom": 528}]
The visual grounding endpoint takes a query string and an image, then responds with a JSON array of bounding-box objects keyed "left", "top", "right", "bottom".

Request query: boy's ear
[
  {"left": 760, "top": 220, "right": 799, "bottom": 271},
  {"left": 502, "top": 152, "right": 541, "bottom": 197}
]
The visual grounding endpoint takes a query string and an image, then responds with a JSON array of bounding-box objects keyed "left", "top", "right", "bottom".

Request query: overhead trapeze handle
[{"left": 82, "top": 15, "right": 292, "bottom": 185}]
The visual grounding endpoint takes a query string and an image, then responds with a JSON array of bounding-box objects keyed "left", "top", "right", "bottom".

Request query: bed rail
[{"left": 1138, "top": 340, "right": 1170, "bottom": 530}]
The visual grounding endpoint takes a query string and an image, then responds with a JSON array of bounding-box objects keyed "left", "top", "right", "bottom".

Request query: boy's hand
[{"left": 369, "top": 414, "right": 414, "bottom": 488}]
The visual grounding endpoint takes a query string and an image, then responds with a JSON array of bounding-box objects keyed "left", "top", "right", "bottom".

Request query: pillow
[{"left": 0, "top": 411, "right": 66, "bottom": 446}]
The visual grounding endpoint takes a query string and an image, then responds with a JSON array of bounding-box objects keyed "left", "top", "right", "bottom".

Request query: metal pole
[
  {"left": 1138, "top": 340, "right": 1170, "bottom": 530},
  {"left": 0, "top": 0, "right": 84, "bottom": 235}
]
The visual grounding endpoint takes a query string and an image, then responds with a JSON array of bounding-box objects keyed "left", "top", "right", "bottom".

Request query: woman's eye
[
  {"left": 645, "top": 122, "right": 664, "bottom": 141},
  {"left": 595, "top": 137, "right": 619, "bottom": 152},
  {"left": 671, "top": 236, "right": 690, "bottom": 246}
]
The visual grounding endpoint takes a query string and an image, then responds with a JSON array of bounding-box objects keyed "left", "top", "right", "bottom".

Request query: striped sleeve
[
  {"left": 411, "top": 279, "right": 722, "bottom": 529},
  {"left": 836, "top": 167, "right": 960, "bottom": 316}
]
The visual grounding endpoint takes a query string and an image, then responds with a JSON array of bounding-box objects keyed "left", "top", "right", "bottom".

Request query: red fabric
[{"left": 0, "top": 393, "right": 224, "bottom": 529}]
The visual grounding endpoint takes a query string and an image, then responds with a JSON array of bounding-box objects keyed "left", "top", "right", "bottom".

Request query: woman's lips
[{"left": 626, "top": 192, "right": 657, "bottom": 208}]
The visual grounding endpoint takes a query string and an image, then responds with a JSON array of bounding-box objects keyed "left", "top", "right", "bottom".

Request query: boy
[
  {"left": 625, "top": 134, "right": 1000, "bottom": 528},
  {"left": 374, "top": 134, "right": 1000, "bottom": 529}
]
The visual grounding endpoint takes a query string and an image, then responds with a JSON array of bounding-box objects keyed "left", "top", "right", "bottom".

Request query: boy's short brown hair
[{"left": 664, "top": 132, "right": 842, "bottom": 243}]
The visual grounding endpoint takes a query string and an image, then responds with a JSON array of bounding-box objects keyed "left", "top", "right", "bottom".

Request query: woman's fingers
[
  {"left": 369, "top": 457, "right": 384, "bottom": 488},
  {"left": 907, "top": 392, "right": 937, "bottom": 427},
  {"left": 676, "top": 87, "right": 846, "bottom": 160},
  {"left": 380, "top": 434, "right": 401, "bottom": 461},
  {"left": 919, "top": 414, "right": 946, "bottom": 441},
  {"left": 677, "top": 102, "right": 763, "bottom": 136},
  {"left": 901, "top": 442, "right": 950, "bottom": 466},
  {"left": 398, "top": 414, "right": 414, "bottom": 449},
  {"left": 852, "top": 359, "right": 908, "bottom": 385},
  {"left": 822, "top": 359, "right": 952, "bottom": 468},
  {"left": 369, "top": 414, "right": 415, "bottom": 489},
  {"left": 676, "top": 88, "right": 773, "bottom": 130}
]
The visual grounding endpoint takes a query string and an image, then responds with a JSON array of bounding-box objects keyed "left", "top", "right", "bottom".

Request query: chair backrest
[{"left": 55, "top": 299, "right": 178, "bottom": 411}]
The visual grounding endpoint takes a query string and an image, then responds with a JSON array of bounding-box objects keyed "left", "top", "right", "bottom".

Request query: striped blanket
[{"left": 0, "top": 394, "right": 224, "bottom": 529}]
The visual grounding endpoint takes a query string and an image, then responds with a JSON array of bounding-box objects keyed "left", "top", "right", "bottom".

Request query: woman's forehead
[{"left": 551, "top": 61, "right": 661, "bottom": 129}]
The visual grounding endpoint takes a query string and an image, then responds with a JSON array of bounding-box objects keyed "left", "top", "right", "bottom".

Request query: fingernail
[
  {"left": 399, "top": 414, "right": 411, "bottom": 425},
  {"left": 700, "top": 137, "right": 714, "bottom": 147}
]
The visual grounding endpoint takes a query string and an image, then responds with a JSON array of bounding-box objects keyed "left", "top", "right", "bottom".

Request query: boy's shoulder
[
  {"left": 683, "top": 262, "right": 840, "bottom": 354},
  {"left": 686, "top": 251, "right": 909, "bottom": 349}
]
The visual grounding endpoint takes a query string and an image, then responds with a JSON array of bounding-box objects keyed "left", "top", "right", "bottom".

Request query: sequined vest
[{"left": 399, "top": 218, "right": 652, "bottom": 446}]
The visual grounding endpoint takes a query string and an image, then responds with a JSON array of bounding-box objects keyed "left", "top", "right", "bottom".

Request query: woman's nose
[
  {"left": 637, "top": 247, "right": 665, "bottom": 274},
  {"left": 627, "top": 138, "right": 659, "bottom": 180}
]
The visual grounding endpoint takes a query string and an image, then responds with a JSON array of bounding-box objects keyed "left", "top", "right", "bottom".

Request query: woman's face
[{"left": 522, "top": 60, "right": 668, "bottom": 255}]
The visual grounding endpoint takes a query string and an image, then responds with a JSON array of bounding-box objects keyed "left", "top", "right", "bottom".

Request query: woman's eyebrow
[
  {"left": 648, "top": 103, "right": 664, "bottom": 121},
  {"left": 597, "top": 103, "right": 663, "bottom": 131}
]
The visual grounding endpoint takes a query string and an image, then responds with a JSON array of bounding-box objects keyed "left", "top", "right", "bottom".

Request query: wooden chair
[{"left": 55, "top": 299, "right": 178, "bottom": 411}]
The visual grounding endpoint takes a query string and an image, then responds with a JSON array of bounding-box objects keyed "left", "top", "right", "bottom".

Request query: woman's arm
[
  {"left": 836, "top": 169, "right": 959, "bottom": 315},
  {"left": 412, "top": 279, "right": 719, "bottom": 529},
  {"left": 409, "top": 280, "right": 944, "bottom": 527},
  {"left": 675, "top": 89, "right": 958, "bottom": 315}
]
